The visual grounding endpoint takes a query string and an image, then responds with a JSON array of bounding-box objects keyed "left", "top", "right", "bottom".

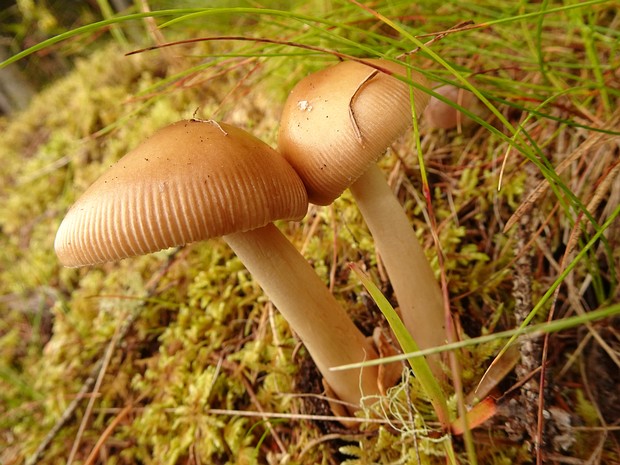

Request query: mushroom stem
[
  {"left": 224, "top": 222, "right": 383, "bottom": 410},
  {"left": 349, "top": 164, "right": 445, "bottom": 376}
]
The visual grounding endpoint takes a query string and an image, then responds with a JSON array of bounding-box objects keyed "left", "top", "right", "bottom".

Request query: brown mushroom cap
[
  {"left": 278, "top": 59, "right": 429, "bottom": 205},
  {"left": 423, "top": 84, "right": 483, "bottom": 129},
  {"left": 55, "top": 120, "right": 308, "bottom": 266},
  {"left": 279, "top": 60, "right": 446, "bottom": 375}
]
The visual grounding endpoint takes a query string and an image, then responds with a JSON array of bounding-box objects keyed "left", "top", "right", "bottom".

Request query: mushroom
[
  {"left": 55, "top": 119, "right": 384, "bottom": 411},
  {"left": 278, "top": 59, "right": 446, "bottom": 374},
  {"left": 423, "top": 84, "right": 485, "bottom": 130}
]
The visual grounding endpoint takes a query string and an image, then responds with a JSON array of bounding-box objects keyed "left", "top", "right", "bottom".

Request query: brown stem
[
  {"left": 349, "top": 165, "right": 445, "bottom": 376},
  {"left": 224, "top": 223, "right": 383, "bottom": 410}
]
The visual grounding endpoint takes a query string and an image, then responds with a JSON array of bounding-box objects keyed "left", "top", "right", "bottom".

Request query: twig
[
  {"left": 202, "top": 408, "right": 393, "bottom": 424},
  {"left": 512, "top": 161, "right": 543, "bottom": 457},
  {"left": 26, "top": 252, "right": 180, "bottom": 465},
  {"left": 238, "top": 373, "right": 287, "bottom": 455},
  {"left": 26, "top": 357, "right": 103, "bottom": 465},
  {"left": 66, "top": 310, "right": 127, "bottom": 465},
  {"left": 399, "top": 21, "right": 476, "bottom": 57},
  {"left": 26, "top": 308, "right": 142, "bottom": 465},
  {"left": 126, "top": 36, "right": 422, "bottom": 79},
  {"left": 83, "top": 403, "right": 134, "bottom": 465}
]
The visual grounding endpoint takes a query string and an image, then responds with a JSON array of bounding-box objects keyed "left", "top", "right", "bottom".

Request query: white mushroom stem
[
  {"left": 224, "top": 222, "right": 382, "bottom": 410},
  {"left": 349, "top": 164, "right": 445, "bottom": 376}
]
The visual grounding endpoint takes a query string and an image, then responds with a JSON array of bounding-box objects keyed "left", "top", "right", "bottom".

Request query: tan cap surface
[
  {"left": 424, "top": 84, "right": 481, "bottom": 129},
  {"left": 55, "top": 120, "right": 308, "bottom": 266},
  {"left": 278, "top": 59, "right": 429, "bottom": 205}
]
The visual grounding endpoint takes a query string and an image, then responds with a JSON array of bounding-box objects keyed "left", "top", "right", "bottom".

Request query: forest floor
[{"left": 1, "top": 2, "right": 619, "bottom": 464}]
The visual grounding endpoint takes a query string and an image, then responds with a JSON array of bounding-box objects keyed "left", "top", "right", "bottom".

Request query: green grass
[{"left": 1, "top": 1, "right": 619, "bottom": 464}]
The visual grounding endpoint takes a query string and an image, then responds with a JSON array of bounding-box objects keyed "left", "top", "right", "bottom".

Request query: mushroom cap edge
[{"left": 55, "top": 120, "right": 308, "bottom": 266}]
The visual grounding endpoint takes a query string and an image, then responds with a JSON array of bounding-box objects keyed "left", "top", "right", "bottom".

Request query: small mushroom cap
[
  {"left": 278, "top": 59, "right": 429, "bottom": 205},
  {"left": 423, "top": 84, "right": 483, "bottom": 129},
  {"left": 55, "top": 120, "right": 308, "bottom": 267}
]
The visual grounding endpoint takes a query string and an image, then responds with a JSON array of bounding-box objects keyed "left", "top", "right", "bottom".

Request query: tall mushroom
[
  {"left": 278, "top": 59, "right": 446, "bottom": 374},
  {"left": 55, "top": 119, "right": 383, "bottom": 410}
]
